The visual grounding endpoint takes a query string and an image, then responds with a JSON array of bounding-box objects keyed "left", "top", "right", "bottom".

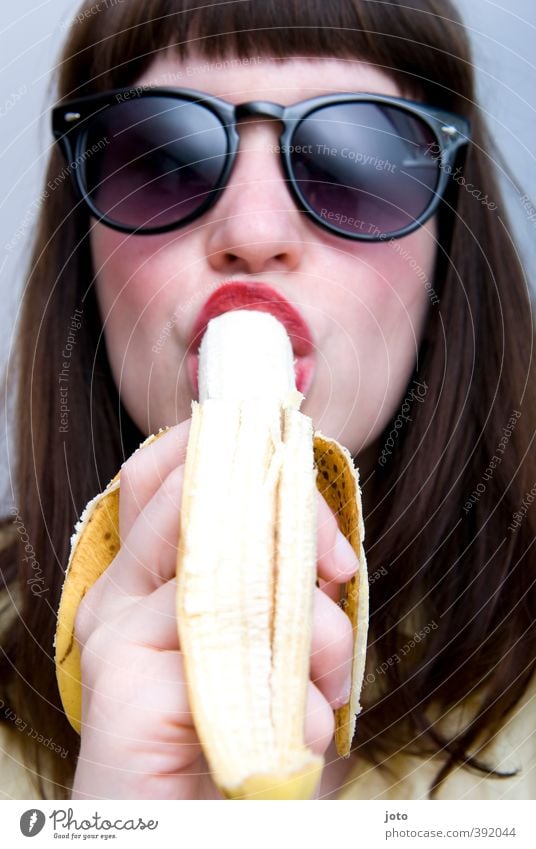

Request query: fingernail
[
  {"left": 334, "top": 531, "right": 358, "bottom": 577},
  {"left": 335, "top": 673, "right": 352, "bottom": 708}
]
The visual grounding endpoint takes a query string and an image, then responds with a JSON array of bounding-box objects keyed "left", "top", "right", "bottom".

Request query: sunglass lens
[
  {"left": 81, "top": 97, "right": 228, "bottom": 230},
  {"left": 290, "top": 103, "right": 439, "bottom": 237}
]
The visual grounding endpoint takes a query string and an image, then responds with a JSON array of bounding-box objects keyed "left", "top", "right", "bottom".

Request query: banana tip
[{"left": 220, "top": 757, "right": 324, "bottom": 800}]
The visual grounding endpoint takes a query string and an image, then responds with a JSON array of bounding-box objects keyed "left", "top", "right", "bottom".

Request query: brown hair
[{"left": 1, "top": 0, "right": 535, "bottom": 799}]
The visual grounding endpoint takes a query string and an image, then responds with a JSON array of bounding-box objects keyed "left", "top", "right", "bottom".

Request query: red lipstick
[{"left": 187, "top": 282, "right": 315, "bottom": 398}]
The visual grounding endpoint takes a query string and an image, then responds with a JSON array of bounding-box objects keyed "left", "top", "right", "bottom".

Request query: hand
[{"left": 70, "top": 421, "right": 357, "bottom": 799}]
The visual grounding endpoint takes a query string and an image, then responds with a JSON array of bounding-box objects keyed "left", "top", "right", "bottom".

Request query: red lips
[{"left": 187, "top": 282, "right": 315, "bottom": 397}]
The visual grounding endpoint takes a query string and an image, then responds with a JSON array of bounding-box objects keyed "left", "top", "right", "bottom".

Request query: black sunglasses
[{"left": 52, "top": 86, "right": 470, "bottom": 241}]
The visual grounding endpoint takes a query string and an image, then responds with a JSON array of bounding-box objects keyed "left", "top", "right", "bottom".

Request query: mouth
[{"left": 187, "top": 281, "right": 316, "bottom": 398}]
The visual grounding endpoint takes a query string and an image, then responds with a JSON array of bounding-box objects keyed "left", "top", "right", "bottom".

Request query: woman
[{"left": 1, "top": 0, "right": 535, "bottom": 800}]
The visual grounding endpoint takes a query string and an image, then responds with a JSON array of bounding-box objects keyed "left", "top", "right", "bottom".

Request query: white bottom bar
[{"left": 2, "top": 799, "right": 534, "bottom": 848}]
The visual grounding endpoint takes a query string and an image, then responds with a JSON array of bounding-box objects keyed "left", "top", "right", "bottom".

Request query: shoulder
[
  {"left": 0, "top": 719, "right": 69, "bottom": 800},
  {"left": 0, "top": 520, "right": 41, "bottom": 799},
  {"left": 0, "top": 517, "right": 17, "bottom": 558},
  {"left": 0, "top": 518, "right": 20, "bottom": 625},
  {"left": 338, "top": 677, "right": 536, "bottom": 800},
  {"left": 0, "top": 722, "right": 41, "bottom": 799}
]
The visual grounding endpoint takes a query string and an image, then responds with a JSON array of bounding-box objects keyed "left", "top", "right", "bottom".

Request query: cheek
[
  {"left": 323, "top": 226, "right": 435, "bottom": 369},
  {"left": 362, "top": 225, "right": 437, "bottom": 321},
  {"left": 92, "top": 227, "right": 165, "bottom": 320},
  {"left": 90, "top": 224, "right": 207, "bottom": 433},
  {"left": 360, "top": 229, "right": 435, "bottom": 414},
  {"left": 91, "top": 226, "right": 182, "bottom": 363},
  {"left": 90, "top": 227, "right": 190, "bottom": 432},
  {"left": 316, "top": 226, "right": 436, "bottom": 452},
  {"left": 354, "top": 227, "right": 436, "bottom": 390}
]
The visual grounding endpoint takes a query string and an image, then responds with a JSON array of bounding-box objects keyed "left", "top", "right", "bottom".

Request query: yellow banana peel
[{"left": 54, "top": 310, "right": 368, "bottom": 799}]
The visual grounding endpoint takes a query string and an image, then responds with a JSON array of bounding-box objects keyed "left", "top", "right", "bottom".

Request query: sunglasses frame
[{"left": 52, "top": 86, "right": 471, "bottom": 240}]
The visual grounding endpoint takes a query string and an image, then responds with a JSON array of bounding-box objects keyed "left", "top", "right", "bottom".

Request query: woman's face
[{"left": 91, "top": 52, "right": 436, "bottom": 461}]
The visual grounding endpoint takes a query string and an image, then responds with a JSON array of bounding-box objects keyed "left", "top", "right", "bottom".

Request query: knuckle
[
  {"left": 314, "top": 591, "right": 353, "bottom": 655},
  {"left": 160, "top": 464, "right": 183, "bottom": 505},
  {"left": 73, "top": 582, "right": 100, "bottom": 647},
  {"left": 316, "top": 709, "right": 335, "bottom": 754},
  {"left": 120, "top": 449, "right": 145, "bottom": 495},
  {"left": 317, "top": 491, "right": 337, "bottom": 536},
  {"left": 73, "top": 559, "right": 126, "bottom": 648},
  {"left": 305, "top": 684, "right": 335, "bottom": 755}
]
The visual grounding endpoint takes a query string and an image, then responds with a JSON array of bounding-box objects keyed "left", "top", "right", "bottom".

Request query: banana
[{"left": 54, "top": 310, "right": 368, "bottom": 800}]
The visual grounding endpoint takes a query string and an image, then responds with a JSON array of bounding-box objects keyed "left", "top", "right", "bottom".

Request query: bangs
[{"left": 57, "top": 0, "right": 472, "bottom": 112}]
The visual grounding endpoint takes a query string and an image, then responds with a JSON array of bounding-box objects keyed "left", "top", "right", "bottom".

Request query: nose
[{"left": 203, "top": 121, "right": 306, "bottom": 275}]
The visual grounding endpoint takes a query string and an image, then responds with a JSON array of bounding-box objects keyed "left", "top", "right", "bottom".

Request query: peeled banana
[{"left": 55, "top": 310, "right": 368, "bottom": 800}]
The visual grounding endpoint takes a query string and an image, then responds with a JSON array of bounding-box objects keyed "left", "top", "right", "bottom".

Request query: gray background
[{"left": 1, "top": 0, "right": 536, "bottom": 507}]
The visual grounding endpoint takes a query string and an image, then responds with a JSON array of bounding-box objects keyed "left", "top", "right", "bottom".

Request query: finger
[
  {"left": 86, "top": 464, "right": 185, "bottom": 607},
  {"left": 126, "top": 579, "right": 181, "bottom": 650},
  {"left": 316, "top": 492, "right": 359, "bottom": 588},
  {"left": 304, "top": 680, "right": 335, "bottom": 756},
  {"left": 78, "top": 579, "right": 183, "bottom": 716},
  {"left": 121, "top": 462, "right": 185, "bottom": 593},
  {"left": 317, "top": 577, "right": 340, "bottom": 603},
  {"left": 120, "top": 419, "right": 191, "bottom": 541},
  {"left": 310, "top": 587, "right": 353, "bottom": 709},
  {"left": 79, "top": 578, "right": 181, "bottom": 656},
  {"left": 81, "top": 646, "right": 197, "bottom": 750}
]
